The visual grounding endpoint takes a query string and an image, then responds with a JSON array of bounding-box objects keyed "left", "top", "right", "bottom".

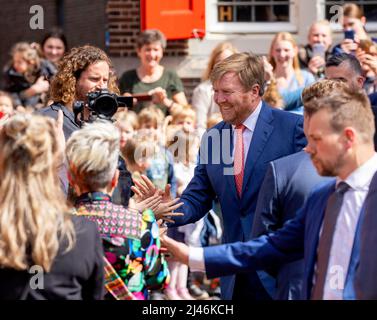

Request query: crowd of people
[{"left": 1, "top": 2, "right": 377, "bottom": 300}]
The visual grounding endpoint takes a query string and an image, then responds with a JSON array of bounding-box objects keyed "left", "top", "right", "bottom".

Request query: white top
[
  {"left": 322, "top": 152, "right": 377, "bottom": 300},
  {"left": 192, "top": 80, "right": 220, "bottom": 137}
]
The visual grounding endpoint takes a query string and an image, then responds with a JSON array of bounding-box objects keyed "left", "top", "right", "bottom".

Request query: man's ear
[
  {"left": 344, "top": 127, "right": 356, "bottom": 148},
  {"left": 250, "top": 84, "right": 261, "bottom": 98},
  {"left": 357, "top": 76, "right": 365, "bottom": 88}
]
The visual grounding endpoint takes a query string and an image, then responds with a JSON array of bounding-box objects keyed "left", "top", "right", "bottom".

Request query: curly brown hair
[{"left": 50, "top": 45, "right": 119, "bottom": 105}]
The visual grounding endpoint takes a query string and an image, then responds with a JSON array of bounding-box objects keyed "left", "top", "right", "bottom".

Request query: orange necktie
[{"left": 234, "top": 124, "right": 246, "bottom": 197}]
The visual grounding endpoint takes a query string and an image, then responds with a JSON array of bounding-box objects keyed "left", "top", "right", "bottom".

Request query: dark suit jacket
[
  {"left": 203, "top": 180, "right": 363, "bottom": 300},
  {"left": 0, "top": 216, "right": 104, "bottom": 300},
  {"left": 251, "top": 151, "right": 332, "bottom": 300},
  {"left": 354, "top": 171, "right": 377, "bottom": 299},
  {"left": 172, "top": 102, "right": 306, "bottom": 300}
]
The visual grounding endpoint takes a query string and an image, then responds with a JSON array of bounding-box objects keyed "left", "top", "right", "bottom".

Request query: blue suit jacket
[
  {"left": 204, "top": 180, "right": 365, "bottom": 300},
  {"left": 353, "top": 171, "right": 377, "bottom": 299},
  {"left": 251, "top": 151, "right": 332, "bottom": 300},
  {"left": 172, "top": 102, "right": 306, "bottom": 299}
]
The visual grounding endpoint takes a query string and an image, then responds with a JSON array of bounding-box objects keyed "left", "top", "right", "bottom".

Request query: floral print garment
[{"left": 75, "top": 192, "right": 170, "bottom": 300}]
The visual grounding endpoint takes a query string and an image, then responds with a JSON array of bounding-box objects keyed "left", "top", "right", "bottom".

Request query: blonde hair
[
  {"left": 171, "top": 105, "right": 196, "bottom": 125},
  {"left": 263, "top": 79, "right": 284, "bottom": 109},
  {"left": 269, "top": 32, "right": 303, "bottom": 86},
  {"left": 66, "top": 120, "right": 120, "bottom": 192},
  {"left": 207, "top": 112, "right": 223, "bottom": 129},
  {"left": 302, "top": 79, "right": 349, "bottom": 105},
  {"left": 203, "top": 42, "right": 238, "bottom": 81},
  {"left": 138, "top": 105, "right": 164, "bottom": 129},
  {"left": 309, "top": 20, "right": 332, "bottom": 38},
  {"left": 0, "top": 114, "right": 75, "bottom": 271},
  {"left": 114, "top": 110, "right": 138, "bottom": 130},
  {"left": 122, "top": 136, "right": 158, "bottom": 167},
  {"left": 9, "top": 42, "right": 41, "bottom": 84}
]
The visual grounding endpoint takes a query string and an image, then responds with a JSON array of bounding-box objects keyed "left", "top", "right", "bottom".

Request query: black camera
[{"left": 73, "top": 89, "right": 133, "bottom": 126}]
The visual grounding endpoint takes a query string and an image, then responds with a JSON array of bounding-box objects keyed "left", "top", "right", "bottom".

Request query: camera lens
[{"left": 95, "top": 95, "right": 118, "bottom": 117}]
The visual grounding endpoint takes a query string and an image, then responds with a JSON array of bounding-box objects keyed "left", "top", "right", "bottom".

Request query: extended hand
[
  {"left": 160, "top": 234, "right": 190, "bottom": 265},
  {"left": 154, "top": 197, "right": 184, "bottom": 222}
]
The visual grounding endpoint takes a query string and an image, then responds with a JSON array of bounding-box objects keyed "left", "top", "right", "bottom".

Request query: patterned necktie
[
  {"left": 311, "top": 181, "right": 350, "bottom": 300},
  {"left": 234, "top": 124, "right": 246, "bottom": 198}
]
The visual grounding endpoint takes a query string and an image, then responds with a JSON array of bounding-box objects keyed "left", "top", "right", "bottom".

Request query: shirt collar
[
  {"left": 336, "top": 153, "right": 377, "bottom": 191},
  {"left": 231, "top": 100, "right": 263, "bottom": 132}
]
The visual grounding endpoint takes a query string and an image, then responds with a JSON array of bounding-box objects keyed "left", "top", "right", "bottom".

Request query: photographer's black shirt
[{"left": 39, "top": 102, "right": 79, "bottom": 140}]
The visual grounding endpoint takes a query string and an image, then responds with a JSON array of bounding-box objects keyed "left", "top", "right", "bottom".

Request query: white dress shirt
[
  {"left": 322, "top": 152, "right": 377, "bottom": 300},
  {"left": 231, "top": 101, "right": 262, "bottom": 165},
  {"left": 189, "top": 100, "right": 263, "bottom": 272}
]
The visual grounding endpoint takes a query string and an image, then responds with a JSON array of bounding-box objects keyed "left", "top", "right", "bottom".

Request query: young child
[
  {"left": 3, "top": 42, "right": 54, "bottom": 109},
  {"left": 170, "top": 105, "right": 196, "bottom": 133},
  {"left": 164, "top": 128, "right": 200, "bottom": 300}
]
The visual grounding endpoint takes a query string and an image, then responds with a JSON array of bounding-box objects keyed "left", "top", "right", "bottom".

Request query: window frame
[{"left": 206, "top": 0, "right": 297, "bottom": 34}]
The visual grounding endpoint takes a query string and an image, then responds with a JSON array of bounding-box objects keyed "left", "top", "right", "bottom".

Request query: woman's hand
[
  {"left": 308, "top": 56, "right": 325, "bottom": 75},
  {"left": 129, "top": 192, "right": 162, "bottom": 213},
  {"left": 149, "top": 87, "right": 167, "bottom": 104},
  {"left": 340, "top": 39, "right": 359, "bottom": 54},
  {"left": 131, "top": 174, "right": 161, "bottom": 201},
  {"left": 154, "top": 197, "right": 184, "bottom": 223}
]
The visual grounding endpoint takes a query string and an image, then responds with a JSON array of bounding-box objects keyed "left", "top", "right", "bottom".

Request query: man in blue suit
[
  {"left": 353, "top": 171, "right": 377, "bottom": 299},
  {"left": 165, "top": 52, "right": 306, "bottom": 300},
  {"left": 251, "top": 80, "right": 349, "bottom": 300},
  {"left": 162, "top": 87, "right": 377, "bottom": 300}
]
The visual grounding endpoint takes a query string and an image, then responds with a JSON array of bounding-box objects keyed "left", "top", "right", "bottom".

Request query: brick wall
[
  {"left": 0, "top": 0, "right": 107, "bottom": 87},
  {"left": 106, "top": 0, "right": 189, "bottom": 57}
]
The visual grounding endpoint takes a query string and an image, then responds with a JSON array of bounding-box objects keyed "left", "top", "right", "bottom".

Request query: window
[
  {"left": 217, "top": 0, "right": 289, "bottom": 22},
  {"left": 207, "top": 0, "right": 297, "bottom": 33}
]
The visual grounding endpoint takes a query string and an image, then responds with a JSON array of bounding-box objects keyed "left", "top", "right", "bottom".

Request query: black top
[
  {"left": 39, "top": 102, "right": 79, "bottom": 140},
  {"left": 0, "top": 216, "right": 104, "bottom": 300}
]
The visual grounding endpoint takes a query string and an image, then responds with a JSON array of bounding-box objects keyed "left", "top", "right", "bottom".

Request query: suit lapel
[{"left": 242, "top": 103, "right": 274, "bottom": 194}]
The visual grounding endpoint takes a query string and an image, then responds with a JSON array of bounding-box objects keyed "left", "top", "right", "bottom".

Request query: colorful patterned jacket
[{"left": 74, "top": 192, "right": 170, "bottom": 300}]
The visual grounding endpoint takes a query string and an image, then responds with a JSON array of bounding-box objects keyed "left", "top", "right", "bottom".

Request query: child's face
[
  {"left": 117, "top": 123, "right": 134, "bottom": 148},
  {"left": 139, "top": 120, "right": 157, "bottom": 130},
  {"left": 176, "top": 116, "right": 195, "bottom": 133},
  {"left": 0, "top": 96, "right": 13, "bottom": 118},
  {"left": 13, "top": 52, "right": 29, "bottom": 74}
]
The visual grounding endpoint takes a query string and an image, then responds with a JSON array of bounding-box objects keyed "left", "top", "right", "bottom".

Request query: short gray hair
[{"left": 66, "top": 120, "right": 120, "bottom": 191}]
